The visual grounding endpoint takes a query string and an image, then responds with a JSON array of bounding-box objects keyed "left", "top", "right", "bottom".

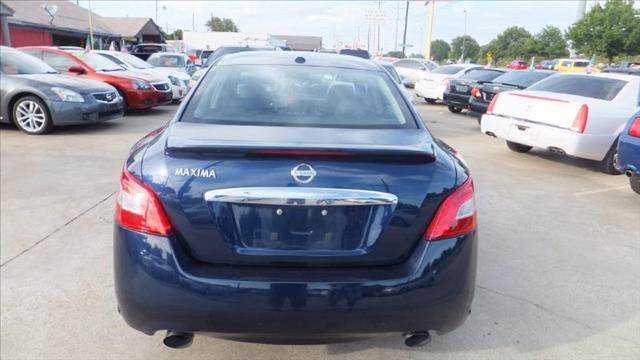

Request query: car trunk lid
[{"left": 142, "top": 123, "right": 455, "bottom": 267}]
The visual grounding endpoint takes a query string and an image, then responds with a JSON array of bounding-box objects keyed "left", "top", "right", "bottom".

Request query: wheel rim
[{"left": 15, "top": 100, "right": 46, "bottom": 132}]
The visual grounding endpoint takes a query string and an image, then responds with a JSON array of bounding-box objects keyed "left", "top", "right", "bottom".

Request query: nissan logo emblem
[{"left": 291, "top": 163, "right": 316, "bottom": 184}]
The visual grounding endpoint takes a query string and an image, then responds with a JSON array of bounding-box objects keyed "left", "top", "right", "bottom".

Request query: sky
[{"left": 78, "top": 0, "right": 610, "bottom": 54}]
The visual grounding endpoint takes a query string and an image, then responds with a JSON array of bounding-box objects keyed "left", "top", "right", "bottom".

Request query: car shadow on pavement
[{"left": 520, "top": 149, "right": 605, "bottom": 173}]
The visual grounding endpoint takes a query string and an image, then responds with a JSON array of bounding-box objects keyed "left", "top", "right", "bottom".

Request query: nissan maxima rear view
[{"left": 114, "top": 51, "right": 478, "bottom": 348}]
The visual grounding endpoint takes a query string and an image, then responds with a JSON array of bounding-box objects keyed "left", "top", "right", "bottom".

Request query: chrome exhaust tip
[{"left": 404, "top": 331, "right": 431, "bottom": 347}]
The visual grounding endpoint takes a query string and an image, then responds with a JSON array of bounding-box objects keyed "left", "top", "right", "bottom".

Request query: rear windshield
[
  {"left": 431, "top": 66, "right": 464, "bottom": 74},
  {"left": 490, "top": 71, "right": 552, "bottom": 88},
  {"left": 573, "top": 61, "right": 590, "bottom": 67},
  {"left": 528, "top": 75, "right": 627, "bottom": 101},
  {"left": 182, "top": 65, "right": 416, "bottom": 129},
  {"left": 148, "top": 55, "right": 185, "bottom": 68},
  {"left": 339, "top": 49, "right": 371, "bottom": 59},
  {"left": 133, "top": 45, "right": 162, "bottom": 53},
  {"left": 460, "top": 69, "right": 504, "bottom": 82}
]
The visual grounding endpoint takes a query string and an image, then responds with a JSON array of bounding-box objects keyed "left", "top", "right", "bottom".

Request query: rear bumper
[
  {"left": 480, "top": 114, "right": 614, "bottom": 161},
  {"left": 468, "top": 98, "right": 488, "bottom": 118},
  {"left": 415, "top": 82, "right": 445, "bottom": 100},
  {"left": 443, "top": 92, "right": 470, "bottom": 108},
  {"left": 114, "top": 226, "right": 477, "bottom": 342},
  {"left": 617, "top": 135, "right": 640, "bottom": 175}
]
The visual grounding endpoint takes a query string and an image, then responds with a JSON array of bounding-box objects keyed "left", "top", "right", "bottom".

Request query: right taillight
[
  {"left": 628, "top": 116, "right": 640, "bottom": 138},
  {"left": 115, "top": 166, "right": 174, "bottom": 236},
  {"left": 424, "top": 177, "right": 477, "bottom": 241},
  {"left": 486, "top": 93, "right": 500, "bottom": 114},
  {"left": 570, "top": 104, "right": 589, "bottom": 133}
]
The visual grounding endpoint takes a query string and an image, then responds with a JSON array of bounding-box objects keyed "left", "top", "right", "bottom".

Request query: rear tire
[
  {"left": 600, "top": 140, "right": 622, "bottom": 175},
  {"left": 448, "top": 105, "right": 463, "bottom": 114},
  {"left": 424, "top": 98, "right": 437, "bottom": 104},
  {"left": 506, "top": 141, "right": 532, "bottom": 153},
  {"left": 630, "top": 175, "right": 640, "bottom": 195},
  {"left": 12, "top": 96, "right": 53, "bottom": 135}
]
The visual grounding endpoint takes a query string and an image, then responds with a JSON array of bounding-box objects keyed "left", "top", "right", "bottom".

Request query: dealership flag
[
  {"left": 108, "top": 41, "right": 116, "bottom": 51},
  {"left": 85, "top": 35, "right": 91, "bottom": 51},
  {"left": 120, "top": 39, "right": 128, "bottom": 54}
]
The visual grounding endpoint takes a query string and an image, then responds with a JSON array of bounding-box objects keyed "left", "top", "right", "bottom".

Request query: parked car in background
[
  {"left": 468, "top": 70, "right": 555, "bottom": 118},
  {"left": 114, "top": 51, "right": 477, "bottom": 348},
  {"left": 94, "top": 50, "right": 190, "bottom": 102},
  {"left": 147, "top": 52, "right": 198, "bottom": 77},
  {"left": 536, "top": 59, "right": 558, "bottom": 70},
  {"left": 375, "top": 60, "right": 412, "bottom": 101},
  {"left": 130, "top": 43, "right": 176, "bottom": 61},
  {"left": 190, "top": 46, "right": 278, "bottom": 86},
  {"left": 506, "top": 60, "right": 528, "bottom": 70},
  {"left": 443, "top": 68, "right": 506, "bottom": 114},
  {"left": 21, "top": 47, "right": 172, "bottom": 110},
  {"left": 392, "top": 58, "right": 439, "bottom": 88},
  {"left": 480, "top": 73, "right": 640, "bottom": 174},
  {"left": 338, "top": 48, "right": 371, "bottom": 59},
  {"left": 555, "top": 59, "right": 591, "bottom": 73},
  {"left": 197, "top": 49, "right": 214, "bottom": 66},
  {"left": 186, "top": 49, "right": 202, "bottom": 64},
  {"left": 604, "top": 61, "right": 640, "bottom": 76},
  {"left": 415, "top": 64, "right": 482, "bottom": 103},
  {"left": 616, "top": 112, "right": 640, "bottom": 194},
  {"left": 0, "top": 46, "right": 123, "bottom": 135}
]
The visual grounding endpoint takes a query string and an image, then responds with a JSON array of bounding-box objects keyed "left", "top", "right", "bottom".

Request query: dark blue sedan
[
  {"left": 114, "top": 51, "right": 478, "bottom": 348},
  {"left": 617, "top": 112, "right": 640, "bottom": 194}
]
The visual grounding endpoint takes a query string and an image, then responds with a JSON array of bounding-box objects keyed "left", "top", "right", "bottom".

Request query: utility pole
[
  {"left": 401, "top": 0, "right": 409, "bottom": 57},
  {"left": 367, "top": 25, "right": 371, "bottom": 52},
  {"left": 155, "top": 0, "right": 158, "bottom": 24},
  {"left": 192, "top": 12, "right": 195, "bottom": 32},
  {"left": 424, "top": 0, "right": 435, "bottom": 60},
  {"left": 376, "top": 1, "right": 381, "bottom": 54},
  {"left": 394, "top": 1, "right": 399, "bottom": 52},
  {"left": 87, "top": 0, "right": 94, "bottom": 49},
  {"left": 461, "top": 10, "right": 467, "bottom": 62}
]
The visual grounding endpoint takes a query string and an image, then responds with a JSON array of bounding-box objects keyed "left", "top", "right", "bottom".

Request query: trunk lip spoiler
[{"left": 204, "top": 187, "right": 398, "bottom": 207}]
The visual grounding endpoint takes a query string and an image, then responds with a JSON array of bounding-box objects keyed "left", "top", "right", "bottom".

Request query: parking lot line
[{"left": 573, "top": 186, "right": 630, "bottom": 196}]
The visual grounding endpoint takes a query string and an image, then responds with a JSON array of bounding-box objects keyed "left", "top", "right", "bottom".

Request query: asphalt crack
[
  {"left": 0, "top": 191, "right": 116, "bottom": 268},
  {"left": 477, "top": 284, "right": 640, "bottom": 346}
]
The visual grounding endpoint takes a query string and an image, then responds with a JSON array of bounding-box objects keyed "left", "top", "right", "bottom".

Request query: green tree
[
  {"left": 532, "top": 26, "right": 568, "bottom": 59},
  {"left": 566, "top": 0, "right": 640, "bottom": 63},
  {"left": 430, "top": 39, "right": 450, "bottom": 62},
  {"left": 449, "top": 35, "right": 479, "bottom": 61},
  {"left": 484, "top": 26, "right": 533, "bottom": 63},
  {"left": 206, "top": 16, "right": 239, "bottom": 32},
  {"left": 408, "top": 53, "right": 424, "bottom": 59},
  {"left": 384, "top": 51, "right": 405, "bottom": 59},
  {"left": 166, "top": 29, "right": 183, "bottom": 40}
]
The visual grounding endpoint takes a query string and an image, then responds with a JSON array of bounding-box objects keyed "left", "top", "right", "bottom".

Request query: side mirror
[
  {"left": 418, "top": 66, "right": 426, "bottom": 71},
  {"left": 68, "top": 66, "right": 86, "bottom": 75}
]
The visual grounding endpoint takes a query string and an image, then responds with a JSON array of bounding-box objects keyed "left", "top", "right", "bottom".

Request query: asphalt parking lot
[{"left": 1, "top": 99, "right": 639, "bottom": 360}]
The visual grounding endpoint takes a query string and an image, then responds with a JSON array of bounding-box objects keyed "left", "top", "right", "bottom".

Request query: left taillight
[
  {"left": 628, "top": 116, "right": 640, "bottom": 138},
  {"left": 115, "top": 167, "right": 174, "bottom": 236},
  {"left": 424, "top": 177, "right": 477, "bottom": 241}
]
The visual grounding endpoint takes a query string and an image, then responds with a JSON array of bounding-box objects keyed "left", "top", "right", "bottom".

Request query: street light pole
[
  {"left": 461, "top": 10, "right": 467, "bottom": 62},
  {"left": 401, "top": 0, "right": 409, "bottom": 57},
  {"left": 424, "top": 0, "right": 435, "bottom": 60}
]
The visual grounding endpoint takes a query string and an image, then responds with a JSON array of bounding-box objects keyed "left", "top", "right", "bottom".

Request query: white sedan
[
  {"left": 392, "top": 59, "right": 438, "bottom": 87},
  {"left": 415, "top": 64, "right": 482, "bottom": 103},
  {"left": 94, "top": 50, "right": 190, "bottom": 101},
  {"left": 480, "top": 73, "right": 640, "bottom": 174}
]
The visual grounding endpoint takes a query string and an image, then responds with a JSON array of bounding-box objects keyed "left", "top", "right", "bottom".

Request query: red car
[
  {"left": 506, "top": 60, "right": 529, "bottom": 70},
  {"left": 20, "top": 47, "right": 172, "bottom": 110}
]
